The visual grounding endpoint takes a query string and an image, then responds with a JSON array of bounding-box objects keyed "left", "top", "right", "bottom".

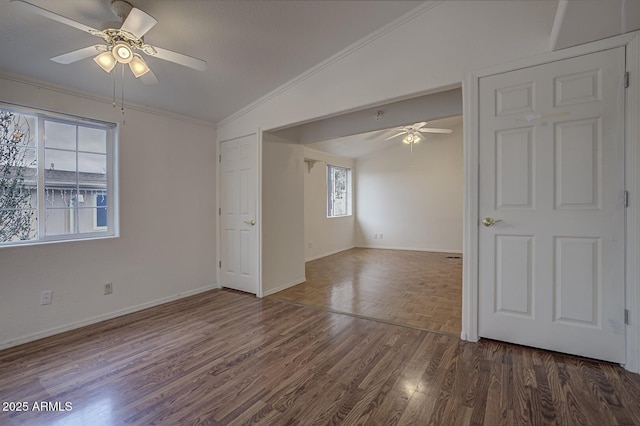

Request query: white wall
[
  {"left": 355, "top": 119, "right": 463, "bottom": 252},
  {"left": 262, "top": 134, "right": 306, "bottom": 296},
  {"left": 217, "top": 1, "right": 555, "bottom": 293},
  {"left": 217, "top": 1, "right": 556, "bottom": 139},
  {"left": 303, "top": 147, "right": 355, "bottom": 261},
  {"left": 0, "top": 76, "right": 217, "bottom": 349}
]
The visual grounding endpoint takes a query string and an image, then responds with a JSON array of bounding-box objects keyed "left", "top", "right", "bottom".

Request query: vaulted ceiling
[
  {"left": 0, "top": 0, "right": 423, "bottom": 123},
  {"left": 1, "top": 0, "right": 638, "bottom": 126}
]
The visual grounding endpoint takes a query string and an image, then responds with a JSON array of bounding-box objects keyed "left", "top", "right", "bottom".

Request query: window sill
[{"left": 0, "top": 233, "right": 119, "bottom": 249}]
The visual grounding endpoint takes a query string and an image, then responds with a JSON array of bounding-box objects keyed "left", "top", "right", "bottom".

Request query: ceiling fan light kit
[
  {"left": 94, "top": 51, "right": 117, "bottom": 73},
  {"left": 129, "top": 55, "right": 150, "bottom": 77},
  {"left": 385, "top": 121, "right": 452, "bottom": 151},
  {"left": 402, "top": 132, "right": 421, "bottom": 145},
  {"left": 10, "top": 0, "right": 207, "bottom": 85}
]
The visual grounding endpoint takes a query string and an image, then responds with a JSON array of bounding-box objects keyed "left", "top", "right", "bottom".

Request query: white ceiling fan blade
[
  {"left": 121, "top": 7, "right": 157, "bottom": 39},
  {"left": 149, "top": 46, "right": 207, "bottom": 71},
  {"left": 384, "top": 131, "right": 407, "bottom": 141},
  {"left": 139, "top": 68, "right": 159, "bottom": 85},
  {"left": 10, "top": 0, "right": 99, "bottom": 34},
  {"left": 51, "top": 45, "right": 107, "bottom": 64},
  {"left": 410, "top": 122, "right": 428, "bottom": 130},
  {"left": 419, "top": 128, "right": 453, "bottom": 134}
]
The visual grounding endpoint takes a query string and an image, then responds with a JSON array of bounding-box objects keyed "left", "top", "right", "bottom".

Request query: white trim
[
  {"left": 256, "top": 128, "right": 264, "bottom": 298},
  {"left": 306, "top": 246, "right": 356, "bottom": 262},
  {"left": 462, "top": 70, "right": 480, "bottom": 342},
  {"left": 0, "top": 283, "right": 219, "bottom": 351},
  {"left": 625, "top": 33, "right": 640, "bottom": 373},
  {"left": 463, "top": 31, "right": 640, "bottom": 372},
  {"left": 216, "top": 2, "right": 444, "bottom": 129},
  {"left": 261, "top": 277, "right": 306, "bottom": 298},
  {"left": 355, "top": 245, "right": 462, "bottom": 255}
]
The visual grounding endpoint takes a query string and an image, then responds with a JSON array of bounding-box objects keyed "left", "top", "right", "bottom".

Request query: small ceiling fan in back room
[
  {"left": 384, "top": 122, "right": 452, "bottom": 151},
  {"left": 11, "top": 0, "right": 207, "bottom": 109}
]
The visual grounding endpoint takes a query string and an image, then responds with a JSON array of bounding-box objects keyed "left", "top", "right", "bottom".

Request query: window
[
  {"left": 327, "top": 164, "right": 352, "bottom": 217},
  {"left": 0, "top": 105, "right": 116, "bottom": 246}
]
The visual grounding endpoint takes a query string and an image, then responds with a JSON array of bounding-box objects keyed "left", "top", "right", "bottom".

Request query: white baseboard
[
  {"left": 305, "top": 246, "right": 356, "bottom": 262},
  {"left": 261, "top": 277, "right": 306, "bottom": 297},
  {"left": 355, "top": 245, "right": 463, "bottom": 254},
  {"left": 0, "top": 283, "right": 219, "bottom": 351}
]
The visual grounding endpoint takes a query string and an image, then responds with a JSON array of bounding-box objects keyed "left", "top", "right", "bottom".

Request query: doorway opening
[{"left": 262, "top": 89, "right": 464, "bottom": 336}]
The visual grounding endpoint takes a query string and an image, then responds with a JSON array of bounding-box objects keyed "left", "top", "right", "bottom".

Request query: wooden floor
[
  {"left": 1, "top": 290, "right": 640, "bottom": 425},
  {"left": 271, "top": 248, "right": 462, "bottom": 335}
]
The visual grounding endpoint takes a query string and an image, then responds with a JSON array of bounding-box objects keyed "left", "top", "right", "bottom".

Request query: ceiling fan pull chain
[
  {"left": 112, "top": 68, "right": 116, "bottom": 109},
  {"left": 121, "top": 64, "right": 125, "bottom": 115}
]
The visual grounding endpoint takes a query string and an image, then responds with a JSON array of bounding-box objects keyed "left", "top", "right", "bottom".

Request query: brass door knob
[
  {"left": 482, "top": 217, "right": 503, "bottom": 227},
  {"left": 244, "top": 219, "right": 256, "bottom": 226}
]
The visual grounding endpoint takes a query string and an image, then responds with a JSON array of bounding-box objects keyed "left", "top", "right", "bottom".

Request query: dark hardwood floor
[
  {"left": 1, "top": 289, "right": 639, "bottom": 425},
  {"left": 271, "top": 248, "right": 462, "bottom": 335}
]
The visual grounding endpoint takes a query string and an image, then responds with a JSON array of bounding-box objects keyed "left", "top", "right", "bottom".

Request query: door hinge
[
  {"left": 219, "top": 260, "right": 221, "bottom": 268},
  {"left": 219, "top": 154, "right": 221, "bottom": 162},
  {"left": 625, "top": 191, "right": 629, "bottom": 208},
  {"left": 625, "top": 309, "right": 630, "bottom": 325},
  {"left": 624, "top": 71, "right": 630, "bottom": 88},
  {"left": 219, "top": 207, "right": 221, "bottom": 216}
]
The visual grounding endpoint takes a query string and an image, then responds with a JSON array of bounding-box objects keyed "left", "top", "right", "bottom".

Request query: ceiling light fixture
[
  {"left": 128, "top": 54, "right": 150, "bottom": 77},
  {"left": 402, "top": 131, "right": 421, "bottom": 145},
  {"left": 93, "top": 51, "right": 117, "bottom": 73},
  {"left": 112, "top": 41, "right": 133, "bottom": 63}
]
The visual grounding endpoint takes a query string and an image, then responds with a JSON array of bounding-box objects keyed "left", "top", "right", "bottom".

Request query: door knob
[
  {"left": 482, "top": 217, "right": 503, "bottom": 227},
  {"left": 244, "top": 219, "right": 255, "bottom": 226}
]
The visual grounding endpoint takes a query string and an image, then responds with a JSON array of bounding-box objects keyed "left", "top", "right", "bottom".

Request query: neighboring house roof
[{"left": 3, "top": 167, "right": 106, "bottom": 190}]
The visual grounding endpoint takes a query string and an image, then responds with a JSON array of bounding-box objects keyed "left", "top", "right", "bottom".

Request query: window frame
[
  {"left": 0, "top": 103, "right": 117, "bottom": 247},
  {"left": 326, "top": 164, "right": 352, "bottom": 218}
]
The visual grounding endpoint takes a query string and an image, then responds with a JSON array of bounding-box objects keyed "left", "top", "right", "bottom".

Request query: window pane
[
  {"left": 0, "top": 111, "right": 36, "bottom": 149},
  {"left": 1, "top": 147, "right": 36, "bottom": 178},
  {"left": 327, "top": 165, "right": 351, "bottom": 217},
  {"left": 44, "top": 187, "right": 76, "bottom": 208},
  {"left": 45, "top": 121, "right": 76, "bottom": 150},
  {"left": 96, "top": 193, "right": 107, "bottom": 228},
  {"left": 78, "top": 127, "right": 106, "bottom": 153},
  {"left": 0, "top": 208, "right": 37, "bottom": 242},
  {"left": 45, "top": 208, "right": 75, "bottom": 236},
  {"left": 78, "top": 152, "right": 106, "bottom": 174},
  {"left": 46, "top": 148, "right": 76, "bottom": 173}
]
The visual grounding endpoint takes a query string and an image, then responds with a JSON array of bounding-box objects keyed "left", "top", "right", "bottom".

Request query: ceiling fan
[
  {"left": 384, "top": 122, "right": 453, "bottom": 146},
  {"left": 11, "top": 0, "right": 207, "bottom": 84}
]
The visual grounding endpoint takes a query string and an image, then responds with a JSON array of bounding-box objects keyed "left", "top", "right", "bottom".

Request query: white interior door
[
  {"left": 220, "top": 135, "right": 258, "bottom": 294},
  {"left": 478, "top": 47, "right": 626, "bottom": 363}
]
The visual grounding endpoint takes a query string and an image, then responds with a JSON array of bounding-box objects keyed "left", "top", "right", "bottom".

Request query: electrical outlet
[
  {"left": 40, "top": 290, "right": 52, "bottom": 305},
  {"left": 379, "top": 233, "right": 384, "bottom": 240},
  {"left": 104, "top": 282, "right": 113, "bottom": 295}
]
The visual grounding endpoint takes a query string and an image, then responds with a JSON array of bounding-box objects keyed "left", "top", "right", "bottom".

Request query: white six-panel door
[
  {"left": 478, "top": 47, "right": 626, "bottom": 363},
  {"left": 220, "top": 135, "right": 258, "bottom": 294}
]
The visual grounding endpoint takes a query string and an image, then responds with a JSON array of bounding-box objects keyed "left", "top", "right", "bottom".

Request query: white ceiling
[
  {"left": 0, "top": 0, "right": 424, "bottom": 123},
  {"left": 306, "top": 115, "right": 462, "bottom": 159}
]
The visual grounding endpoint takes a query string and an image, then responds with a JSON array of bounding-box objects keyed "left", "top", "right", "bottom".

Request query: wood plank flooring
[
  {"left": 1, "top": 289, "right": 640, "bottom": 425},
  {"left": 271, "top": 248, "right": 462, "bottom": 335}
]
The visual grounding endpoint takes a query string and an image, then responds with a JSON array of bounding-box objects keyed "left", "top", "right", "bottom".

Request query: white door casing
[
  {"left": 478, "top": 47, "right": 626, "bottom": 363},
  {"left": 220, "top": 135, "right": 259, "bottom": 294}
]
